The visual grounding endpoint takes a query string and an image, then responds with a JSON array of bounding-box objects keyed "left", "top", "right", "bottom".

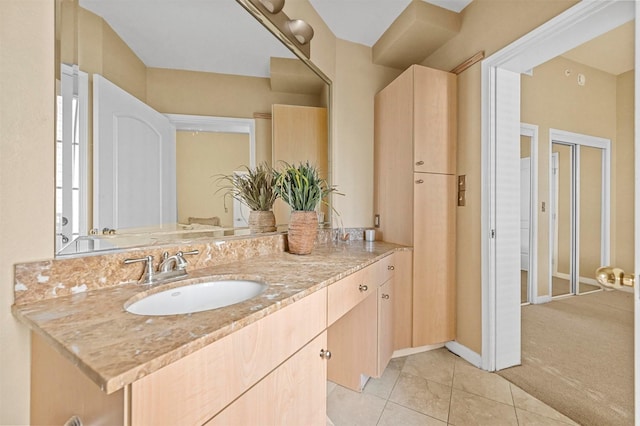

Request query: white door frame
[
  {"left": 165, "top": 114, "right": 256, "bottom": 169},
  {"left": 480, "top": 0, "right": 634, "bottom": 373},
  {"left": 520, "top": 123, "right": 538, "bottom": 304},
  {"left": 548, "top": 130, "right": 611, "bottom": 296}
]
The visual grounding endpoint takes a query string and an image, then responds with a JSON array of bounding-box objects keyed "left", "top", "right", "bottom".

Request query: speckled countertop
[{"left": 12, "top": 241, "right": 407, "bottom": 394}]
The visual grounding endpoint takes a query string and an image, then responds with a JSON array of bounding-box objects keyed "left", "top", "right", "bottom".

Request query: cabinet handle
[
  {"left": 387, "top": 265, "right": 395, "bottom": 271},
  {"left": 382, "top": 294, "right": 390, "bottom": 299},
  {"left": 415, "top": 179, "right": 424, "bottom": 184},
  {"left": 416, "top": 160, "right": 424, "bottom": 166},
  {"left": 320, "top": 349, "right": 332, "bottom": 360},
  {"left": 359, "top": 284, "right": 368, "bottom": 292}
]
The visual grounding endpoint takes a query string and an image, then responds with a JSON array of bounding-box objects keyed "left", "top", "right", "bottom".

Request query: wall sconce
[
  {"left": 286, "top": 19, "right": 314, "bottom": 45},
  {"left": 245, "top": 0, "right": 314, "bottom": 57},
  {"left": 257, "top": 0, "right": 284, "bottom": 14}
]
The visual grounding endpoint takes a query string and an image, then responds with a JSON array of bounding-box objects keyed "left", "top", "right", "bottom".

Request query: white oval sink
[{"left": 125, "top": 279, "right": 268, "bottom": 316}]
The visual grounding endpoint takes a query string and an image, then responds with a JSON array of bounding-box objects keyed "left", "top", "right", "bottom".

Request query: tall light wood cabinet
[{"left": 374, "top": 65, "right": 457, "bottom": 347}]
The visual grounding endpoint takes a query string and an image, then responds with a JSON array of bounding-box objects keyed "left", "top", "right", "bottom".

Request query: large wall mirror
[{"left": 55, "top": 0, "right": 331, "bottom": 257}]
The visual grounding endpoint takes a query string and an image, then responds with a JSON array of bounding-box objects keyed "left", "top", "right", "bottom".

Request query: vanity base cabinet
[
  {"left": 131, "top": 287, "right": 327, "bottom": 426},
  {"left": 377, "top": 279, "right": 394, "bottom": 376},
  {"left": 31, "top": 333, "right": 126, "bottom": 426},
  {"left": 208, "top": 331, "right": 327, "bottom": 425},
  {"left": 392, "top": 250, "right": 413, "bottom": 350}
]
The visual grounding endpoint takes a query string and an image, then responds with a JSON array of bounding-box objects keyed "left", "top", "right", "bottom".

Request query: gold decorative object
[{"left": 595, "top": 266, "right": 635, "bottom": 291}]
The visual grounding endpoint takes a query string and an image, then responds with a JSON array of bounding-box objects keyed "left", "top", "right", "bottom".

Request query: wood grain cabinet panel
[
  {"left": 374, "top": 64, "right": 457, "bottom": 349},
  {"left": 377, "top": 279, "right": 394, "bottom": 376},
  {"left": 392, "top": 250, "right": 413, "bottom": 351},
  {"left": 130, "top": 287, "right": 327, "bottom": 426},
  {"left": 207, "top": 332, "right": 328, "bottom": 426}
]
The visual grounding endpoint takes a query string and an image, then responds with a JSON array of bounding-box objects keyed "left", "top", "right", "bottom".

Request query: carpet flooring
[{"left": 498, "top": 290, "right": 634, "bottom": 426}]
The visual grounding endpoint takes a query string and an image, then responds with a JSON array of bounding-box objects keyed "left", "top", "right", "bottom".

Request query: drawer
[
  {"left": 327, "top": 264, "right": 375, "bottom": 325},
  {"left": 376, "top": 253, "right": 397, "bottom": 285}
]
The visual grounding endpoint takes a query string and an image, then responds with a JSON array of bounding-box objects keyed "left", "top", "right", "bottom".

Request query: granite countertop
[{"left": 12, "top": 241, "right": 407, "bottom": 394}]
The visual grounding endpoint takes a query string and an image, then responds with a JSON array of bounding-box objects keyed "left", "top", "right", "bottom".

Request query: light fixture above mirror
[
  {"left": 257, "top": 0, "right": 284, "bottom": 14},
  {"left": 246, "top": 0, "right": 314, "bottom": 57}
]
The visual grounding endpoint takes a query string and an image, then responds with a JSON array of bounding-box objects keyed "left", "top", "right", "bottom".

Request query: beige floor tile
[
  {"left": 378, "top": 402, "right": 447, "bottom": 426},
  {"left": 326, "top": 384, "right": 387, "bottom": 426},
  {"left": 388, "top": 373, "right": 451, "bottom": 422},
  {"left": 327, "top": 381, "right": 338, "bottom": 397},
  {"left": 448, "top": 389, "right": 518, "bottom": 426},
  {"left": 452, "top": 359, "right": 513, "bottom": 405},
  {"left": 516, "top": 408, "right": 578, "bottom": 425},
  {"left": 510, "top": 385, "right": 579, "bottom": 425},
  {"left": 364, "top": 357, "right": 402, "bottom": 399},
  {"left": 401, "top": 348, "right": 457, "bottom": 386}
]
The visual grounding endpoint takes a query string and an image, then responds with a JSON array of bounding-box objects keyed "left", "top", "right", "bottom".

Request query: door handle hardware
[
  {"left": 319, "top": 349, "right": 332, "bottom": 360},
  {"left": 415, "top": 160, "right": 424, "bottom": 166},
  {"left": 387, "top": 265, "right": 395, "bottom": 271},
  {"left": 359, "top": 284, "right": 368, "bottom": 292},
  {"left": 381, "top": 294, "right": 390, "bottom": 299},
  {"left": 595, "top": 266, "right": 635, "bottom": 291},
  {"left": 415, "top": 179, "right": 424, "bottom": 184}
]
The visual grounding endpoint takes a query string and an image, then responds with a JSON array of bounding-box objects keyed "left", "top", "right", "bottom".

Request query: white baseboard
[
  {"left": 532, "top": 294, "right": 552, "bottom": 304},
  {"left": 445, "top": 341, "right": 482, "bottom": 368},
  {"left": 392, "top": 343, "right": 444, "bottom": 358}
]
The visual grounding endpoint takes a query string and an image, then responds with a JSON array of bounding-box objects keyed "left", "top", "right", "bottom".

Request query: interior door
[{"left": 93, "top": 75, "right": 176, "bottom": 232}]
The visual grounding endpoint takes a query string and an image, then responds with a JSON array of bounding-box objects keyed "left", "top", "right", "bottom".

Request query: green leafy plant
[
  {"left": 273, "top": 161, "right": 337, "bottom": 211},
  {"left": 216, "top": 163, "right": 278, "bottom": 211}
]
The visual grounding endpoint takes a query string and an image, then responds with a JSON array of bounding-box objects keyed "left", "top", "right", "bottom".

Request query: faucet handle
[
  {"left": 176, "top": 250, "right": 199, "bottom": 270},
  {"left": 124, "top": 255, "right": 155, "bottom": 284}
]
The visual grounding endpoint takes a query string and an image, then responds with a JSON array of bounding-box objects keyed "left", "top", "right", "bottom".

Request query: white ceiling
[
  {"left": 308, "top": 0, "right": 472, "bottom": 47},
  {"left": 79, "top": 0, "right": 472, "bottom": 78},
  {"left": 80, "top": 0, "right": 630, "bottom": 79}
]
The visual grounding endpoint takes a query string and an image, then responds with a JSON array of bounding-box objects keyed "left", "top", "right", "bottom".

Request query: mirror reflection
[{"left": 55, "top": 0, "right": 330, "bottom": 256}]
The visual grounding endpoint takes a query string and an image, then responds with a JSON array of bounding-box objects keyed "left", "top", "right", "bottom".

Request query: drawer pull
[
  {"left": 415, "top": 179, "right": 424, "bottom": 184},
  {"left": 319, "top": 349, "right": 332, "bottom": 360},
  {"left": 359, "top": 284, "right": 368, "bottom": 292},
  {"left": 416, "top": 160, "right": 425, "bottom": 166},
  {"left": 382, "top": 294, "right": 390, "bottom": 299},
  {"left": 387, "top": 265, "right": 395, "bottom": 271}
]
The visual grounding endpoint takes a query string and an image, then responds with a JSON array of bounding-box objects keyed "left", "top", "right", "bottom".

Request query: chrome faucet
[
  {"left": 159, "top": 250, "right": 198, "bottom": 272},
  {"left": 124, "top": 250, "right": 199, "bottom": 284}
]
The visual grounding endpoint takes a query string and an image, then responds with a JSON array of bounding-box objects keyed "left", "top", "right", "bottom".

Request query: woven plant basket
[
  {"left": 248, "top": 210, "right": 276, "bottom": 234},
  {"left": 287, "top": 211, "right": 318, "bottom": 255}
]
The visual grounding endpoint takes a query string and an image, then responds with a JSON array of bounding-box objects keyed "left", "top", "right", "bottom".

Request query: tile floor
[{"left": 327, "top": 348, "right": 578, "bottom": 426}]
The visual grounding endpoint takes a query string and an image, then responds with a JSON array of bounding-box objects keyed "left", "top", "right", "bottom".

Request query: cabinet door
[
  {"left": 392, "top": 250, "right": 413, "bottom": 351},
  {"left": 374, "top": 69, "right": 414, "bottom": 245},
  {"left": 377, "top": 279, "right": 394, "bottom": 376},
  {"left": 207, "top": 332, "right": 328, "bottom": 426},
  {"left": 327, "top": 292, "right": 377, "bottom": 391},
  {"left": 413, "top": 66, "right": 457, "bottom": 175},
  {"left": 413, "top": 173, "right": 456, "bottom": 346}
]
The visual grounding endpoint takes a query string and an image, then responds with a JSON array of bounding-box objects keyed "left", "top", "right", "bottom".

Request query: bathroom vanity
[{"left": 13, "top": 237, "right": 411, "bottom": 425}]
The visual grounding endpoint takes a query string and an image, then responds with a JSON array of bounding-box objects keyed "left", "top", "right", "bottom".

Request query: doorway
[
  {"left": 520, "top": 123, "right": 538, "bottom": 305},
  {"left": 549, "top": 132, "right": 610, "bottom": 298}
]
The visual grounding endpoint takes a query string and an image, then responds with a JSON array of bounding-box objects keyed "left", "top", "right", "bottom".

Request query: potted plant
[
  {"left": 217, "top": 163, "right": 278, "bottom": 234},
  {"left": 274, "top": 161, "right": 337, "bottom": 254}
]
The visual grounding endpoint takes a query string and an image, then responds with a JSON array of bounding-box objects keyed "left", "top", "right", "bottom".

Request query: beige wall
[
  {"left": 616, "top": 70, "right": 635, "bottom": 272},
  {"left": 1, "top": 1, "right": 54, "bottom": 424},
  {"left": 422, "top": 0, "right": 579, "bottom": 354},
  {"left": 176, "top": 132, "right": 250, "bottom": 226}
]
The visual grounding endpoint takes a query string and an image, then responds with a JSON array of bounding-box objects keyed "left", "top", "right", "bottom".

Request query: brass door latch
[{"left": 595, "top": 266, "right": 635, "bottom": 291}]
